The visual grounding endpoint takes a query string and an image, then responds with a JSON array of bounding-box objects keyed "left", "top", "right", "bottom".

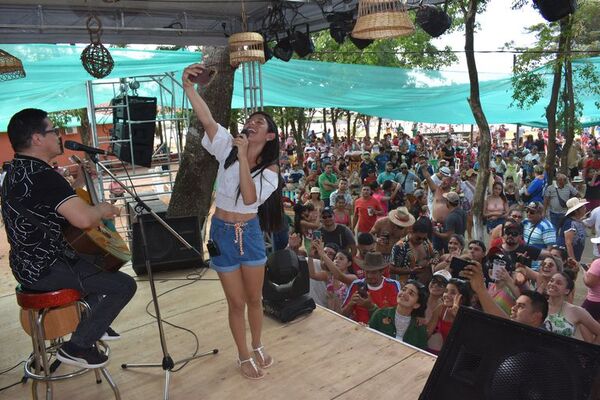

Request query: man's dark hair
[
  {"left": 381, "top": 180, "right": 394, "bottom": 191},
  {"left": 323, "top": 162, "right": 332, "bottom": 168},
  {"left": 7, "top": 108, "right": 49, "bottom": 152},
  {"left": 357, "top": 232, "right": 375, "bottom": 245},
  {"left": 468, "top": 239, "right": 486, "bottom": 253},
  {"left": 520, "top": 290, "right": 549, "bottom": 321},
  {"left": 338, "top": 177, "right": 348, "bottom": 183},
  {"left": 413, "top": 217, "right": 433, "bottom": 236}
]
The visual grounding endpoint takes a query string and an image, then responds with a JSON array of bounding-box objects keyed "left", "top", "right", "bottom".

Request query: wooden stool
[{"left": 16, "top": 286, "right": 121, "bottom": 400}]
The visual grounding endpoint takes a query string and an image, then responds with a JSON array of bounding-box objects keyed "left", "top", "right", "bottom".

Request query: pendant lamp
[{"left": 352, "top": 0, "right": 415, "bottom": 40}]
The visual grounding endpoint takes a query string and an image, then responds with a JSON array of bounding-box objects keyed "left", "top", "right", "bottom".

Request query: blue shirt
[
  {"left": 374, "top": 153, "right": 390, "bottom": 173},
  {"left": 527, "top": 177, "right": 545, "bottom": 203},
  {"left": 396, "top": 171, "right": 419, "bottom": 194},
  {"left": 377, "top": 171, "right": 397, "bottom": 185}
]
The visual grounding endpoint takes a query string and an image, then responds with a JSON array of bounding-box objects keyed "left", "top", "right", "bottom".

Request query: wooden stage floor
[{"left": 0, "top": 266, "right": 435, "bottom": 400}]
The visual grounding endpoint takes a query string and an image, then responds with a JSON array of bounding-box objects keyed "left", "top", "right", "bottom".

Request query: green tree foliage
[{"left": 510, "top": 0, "right": 600, "bottom": 175}]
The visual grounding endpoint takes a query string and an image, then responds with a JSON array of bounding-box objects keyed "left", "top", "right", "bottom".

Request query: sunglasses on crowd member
[{"left": 504, "top": 229, "right": 522, "bottom": 237}]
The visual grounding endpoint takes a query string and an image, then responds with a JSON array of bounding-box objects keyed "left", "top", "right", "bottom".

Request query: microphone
[
  {"left": 224, "top": 128, "right": 248, "bottom": 169},
  {"left": 64, "top": 141, "right": 113, "bottom": 156}
]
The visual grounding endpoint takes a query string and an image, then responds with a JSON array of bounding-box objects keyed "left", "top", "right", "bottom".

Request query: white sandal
[
  {"left": 253, "top": 345, "right": 274, "bottom": 369},
  {"left": 237, "top": 357, "right": 264, "bottom": 380}
]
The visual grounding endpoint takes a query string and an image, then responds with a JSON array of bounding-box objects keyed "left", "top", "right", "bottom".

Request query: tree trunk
[
  {"left": 546, "top": 18, "right": 569, "bottom": 181},
  {"left": 464, "top": 0, "right": 491, "bottom": 240},
  {"left": 363, "top": 115, "right": 371, "bottom": 138},
  {"left": 331, "top": 108, "right": 339, "bottom": 142},
  {"left": 376, "top": 117, "right": 383, "bottom": 141},
  {"left": 346, "top": 110, "right": 352, "bottom": 138},
  {"left": 352, "top": 114, "right": 359, "bottom": 138},
  {"left": 168, "top": 46, "right": 235, "bottom": 240},
  {"left": 560, "top": 21, "right": 575, "bottom": 175},
  {"left": 322, "top": 108, "right": 327, "bottom": 135}
]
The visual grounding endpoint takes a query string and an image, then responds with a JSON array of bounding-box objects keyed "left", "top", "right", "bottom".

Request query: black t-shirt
[
  {"left": 1, "top": 155, "right": 77, "bottom": 285},
  {"left": 317, "top": 224, "right": 356, "bottom": 251},
  {"left": 441, "top": 146, "right": 455, "bottom": 167},
  {"left": 444, "top": 207, "right": 466, "bottom": 237}
]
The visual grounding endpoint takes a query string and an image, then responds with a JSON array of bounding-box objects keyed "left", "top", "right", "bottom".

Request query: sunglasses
[
  {"left": 42, "top": 127, "right": 60, "bottom": 136},
  {"left": 321, "top": 214, "right": 333, "bottom": 219},
  {"left": 504, "top": 230, "right": 522, "bottom": 237}
]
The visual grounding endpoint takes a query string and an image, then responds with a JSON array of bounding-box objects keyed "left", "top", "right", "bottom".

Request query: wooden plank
[{"left": 1, "top": 299, "right": 435, "bottom": 400}]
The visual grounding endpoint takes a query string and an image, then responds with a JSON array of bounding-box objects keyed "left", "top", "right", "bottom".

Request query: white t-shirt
[
  {"left": 394, "top": 312, "right": 412, "bottom": 340},
  {"left": 201, "top": 124, "right": 278, "bottom": 214},
  {"left": 308, "top": 259, "right": 328, "bottom": 307}
]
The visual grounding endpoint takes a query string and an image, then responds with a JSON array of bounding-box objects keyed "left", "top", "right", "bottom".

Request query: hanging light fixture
[
  {"left": 352, "top": 0, "right": 415, "bottom": 40},
  {"left": 0, "top": 49, "right": 26, "bottom": 82},
  {"left": 228, "top": 0, "right": 265, "bottom": 67}
]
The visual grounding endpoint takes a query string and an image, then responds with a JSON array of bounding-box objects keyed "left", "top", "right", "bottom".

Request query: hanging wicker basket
[
  {"left": 228, "top": 32, "right": 265, "bottom": 67},
  {"left": 0, "top": 49, "right": 26, "bottom": 82},
  {"left": 352, "top": 0, "right": 415, "bottom": 40}
]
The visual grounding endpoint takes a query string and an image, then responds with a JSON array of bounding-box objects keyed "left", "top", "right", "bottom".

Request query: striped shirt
[{"left": 523, "top": 218, "right": 556, "bottom": 249}]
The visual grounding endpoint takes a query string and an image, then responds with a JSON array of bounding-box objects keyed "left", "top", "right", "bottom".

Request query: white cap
[{"left": 591, "top": 236, "right": 600, "bottom": 244}]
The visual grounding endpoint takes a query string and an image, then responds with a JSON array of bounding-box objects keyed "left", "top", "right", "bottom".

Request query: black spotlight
[
  {"left": 349, "top": 35, "right": 373, "bottom": 50},
  {"left": 262, "top": 249, "right": 316, "bottom": 322},
  {"left": 273, "top": 36, "right": 293, "bottom": 62},
  {"left": 416, "top": 4, "right": 452, "bottom": 38},
  {"left": 533, "top": 0, "right": 577, "bottom": 22},
  {"left": 290, "top": 24, "right": 315, "bottom": 58},
  {"left": 329, "top": 23, "right": 347, "bottom": 44}
]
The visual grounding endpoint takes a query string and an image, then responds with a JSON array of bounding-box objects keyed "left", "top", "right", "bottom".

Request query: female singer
[{"left": 183, "top": 64, "right": 283, "bottom": 380}]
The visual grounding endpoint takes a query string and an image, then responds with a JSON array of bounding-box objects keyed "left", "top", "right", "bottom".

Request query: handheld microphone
[
  {"left": 224, "top": 128, "right": 248, "bottom": 169},
  {"left": 64, "top": 141, "right": 113, "bottom": 156}
]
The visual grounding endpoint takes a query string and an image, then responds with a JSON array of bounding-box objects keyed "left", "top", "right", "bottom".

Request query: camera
[{"left": 516, "top": 254, "right": 531, "bottom": 268}]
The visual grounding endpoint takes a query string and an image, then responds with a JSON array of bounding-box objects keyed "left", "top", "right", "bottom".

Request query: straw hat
[
  {"left": 355, "top": 252, "right": 387, "bottom": 271},
  {"left": 565, "top": 198, "right": 588, "bottom": 216},
  {"left": 388, "top": 206, "right": 416, "bottom": 227}
]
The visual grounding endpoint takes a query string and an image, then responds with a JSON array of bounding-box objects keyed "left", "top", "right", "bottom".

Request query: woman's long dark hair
[{"left": 241, "top": 111, "right": 284, "bottom": 232}]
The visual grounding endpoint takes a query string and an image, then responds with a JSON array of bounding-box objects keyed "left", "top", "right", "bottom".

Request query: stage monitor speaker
[
  {"left": 419, "top": 307, "right": 600, "bottom": 400},
  {"left": 131, "top": 206, "right": 203, "bottom": 275}
]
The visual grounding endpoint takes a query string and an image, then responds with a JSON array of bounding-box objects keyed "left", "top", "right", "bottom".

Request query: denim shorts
[{"left": 209, "top": 216, "right": 267, "bottom": 273}]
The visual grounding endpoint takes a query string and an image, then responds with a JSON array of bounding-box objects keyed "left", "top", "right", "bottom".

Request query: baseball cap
[
  {"left": 432, "top": 270, "right": 451, "bottom": 284},
  {"left": 525, "top": 201, "right": 543, "bottom": 212},
  {"left": 591, "top": 236, "right": 600, "bottom": 244},
  {"left": 443, "top": 191, "right": 460, "bottom": 204},
  {"left": 439, "top": 167, "right": 451, "bottom": 177},
  {"left": 321, "top": 207, "right": 333, "bottom": 216}
]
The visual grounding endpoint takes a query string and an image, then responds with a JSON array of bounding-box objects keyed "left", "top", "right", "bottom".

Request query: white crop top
[{"left": 201, "top": 124, "right": 279, "bottom": 214}]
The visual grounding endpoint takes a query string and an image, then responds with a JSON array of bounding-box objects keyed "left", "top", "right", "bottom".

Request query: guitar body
[
  {"left": 63, "top": 157, "right": 131, "bottom": 272},
  {"left": 64, "top": 224, "right": 130, "bottom": 272}
]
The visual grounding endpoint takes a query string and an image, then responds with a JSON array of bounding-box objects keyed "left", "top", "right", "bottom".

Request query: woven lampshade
[
  {"left": 229, "top": 32, "right": 265, "bottom": 67},
  {"left": 352, "top": 0, "right": 415, "bottom": 40},
  {"left": 0, "top": 49, "right": 26, "bottom": 82}
]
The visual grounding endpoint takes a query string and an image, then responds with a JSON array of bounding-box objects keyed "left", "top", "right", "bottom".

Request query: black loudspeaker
[
  {"left": 420, "top": 307, "right": 600, "bottom": 400},
  {"left": 130, "top": 201, "right": 203, "bottom": 275},
  {"left": 416, "top": 4, "right": 452, "bottom": 38},
  {"left": 533, "top": 0, "right": 577, "bottom": 22},
  {"left": 111, "top": 96, "right": 157, "bottom": 167}
]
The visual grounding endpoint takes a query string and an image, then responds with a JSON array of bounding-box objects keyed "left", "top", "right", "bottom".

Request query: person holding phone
[
  {"left": 341, "top": 252, "right": 400, "bottom": 323},
  {"left": 183, "top": 64, "right": 283, "bottom": 380}
]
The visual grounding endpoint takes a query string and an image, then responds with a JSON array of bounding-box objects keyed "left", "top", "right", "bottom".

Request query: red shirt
[
  {"left": 342, "top": 278, "right": 400, "bottom": 323},
  {"left": 355, "top": 196, "right": 382, "bottom": 233}
]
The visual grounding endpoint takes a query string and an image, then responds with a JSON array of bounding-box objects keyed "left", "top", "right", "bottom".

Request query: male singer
[{"left": 1, "top": 108, "right": 136, "bottom": 368}]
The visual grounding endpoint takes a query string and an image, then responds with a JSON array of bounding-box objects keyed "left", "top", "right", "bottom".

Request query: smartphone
[
  {"left": 207, "top": 239, "right": 221, "bottom": 257},
  {"left": 449, "top": 257, "right": 472, "bottom": 279},
  {"left": 516, "top": 254, "right": 532, "bottom": 267},
  {"left": 491, "top": 258, "right": 507, "bottom": 281},
  {"left": 313, "top": 230, "right": 322, "bottom": 240},
  {"left": 357, "top": 281, "right": 369, "bottom": 298},
  {"left": 580, "top": 263, "right": 589, "bottom": 272}
]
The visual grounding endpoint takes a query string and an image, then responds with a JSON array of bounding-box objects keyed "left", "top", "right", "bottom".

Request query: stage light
[
  {"left": 349, "top": 35, "right": 373, "bottom": 50},
  {"left": 533, "top": 0, "right": 577, "bottom": 22},
  {"left": 273, "top": 36, "right": 293, "bottom": 62},
  {"left": 262, "top": 249, "right": 315, "bottom": 322},
  {"left": 329, "top": 23, "right": 347, "bottom": 44},
  {"left": 415, "top": 4, "right": 452, "bottom": 38},
  {"left": 290, "top": 25, "right": 314, "bottom": 58}
]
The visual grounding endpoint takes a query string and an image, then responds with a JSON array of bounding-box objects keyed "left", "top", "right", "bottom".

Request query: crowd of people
[{"left": 281, "top": 125, "right": 600, "bottom": 352}]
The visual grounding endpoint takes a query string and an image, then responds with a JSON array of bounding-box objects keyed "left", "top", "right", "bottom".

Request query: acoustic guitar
[{"left": 63, "top": 155, "right": 131, "bottom": 272}]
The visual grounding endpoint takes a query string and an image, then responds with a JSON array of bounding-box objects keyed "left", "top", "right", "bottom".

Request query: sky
[{"left": 433, "top": 1, "right": 546, "bottom": 79}]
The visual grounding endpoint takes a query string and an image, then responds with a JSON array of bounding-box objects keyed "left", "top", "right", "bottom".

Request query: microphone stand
[{"left": 87, "top": 154, "right": 218, "bottom": 400}]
